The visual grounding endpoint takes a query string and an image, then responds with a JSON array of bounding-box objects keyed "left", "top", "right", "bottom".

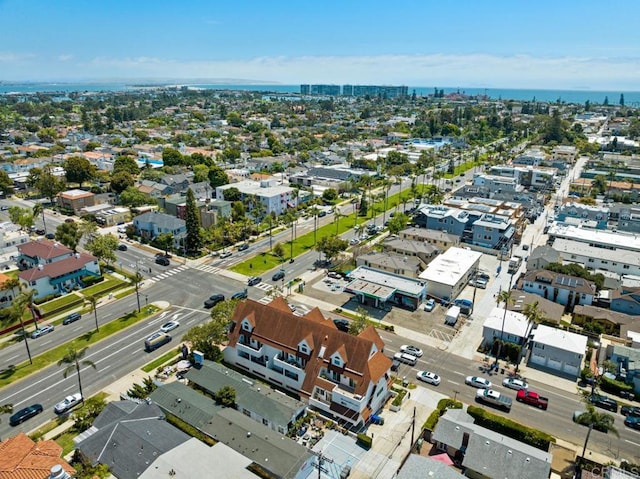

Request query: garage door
[
  {"left": 548, "top": 357, "right": 562, "bottom": 370},
  {"left": 530, "top": 352, "right": 545, "bottom": 366},
  {"left": 564, "top": 364, "right": 579, "bottom": 376}
]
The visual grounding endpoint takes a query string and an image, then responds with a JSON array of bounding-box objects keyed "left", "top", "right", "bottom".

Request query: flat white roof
[
  {"left": 549, "top": 224, "right": 640, "bottom": 253},
  {"left": 217, "top": 180, "right": 293, "bottom": 198},
  {"left": 347, "top": 265, "right": 426, "bottom": 296},
  {"left": 553, "top": 238, "right": 640, "bottom": 267},
  {"left": 531, "top": 324, "right": 588, "bottom": 355},
  {"left": 419, "top": 247, "right": 482, "bottom": 286},
  {"left": 483, "top": 307, "right": 529, "bottom": 338}
]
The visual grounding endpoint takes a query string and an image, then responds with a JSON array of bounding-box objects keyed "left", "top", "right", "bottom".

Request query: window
[
  {"left": 243, "top": 409, "right": 251, "bottom": 416},
  {"left": 588, "top": 258, "right": 594, "bottom": 263},
  {"left": 333, "top": 357, "right": 341, "bottom": 366},
  {"left": 299, "top": 344, "right": 307, "bottom": 354},
  {"left": 624, "top": 265, "right": 630, "bottom": 269},
  {"left": 262, "top": 418, "right": 269, "bottom": 426}
]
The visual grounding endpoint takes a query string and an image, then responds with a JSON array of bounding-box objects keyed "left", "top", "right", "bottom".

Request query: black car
[
  {"left": 237, "top": 243, "right": 249, "bottom": 251},
  {"left": 155, "top": 256, "right": 170, "bottom": 266},
  {"left": 272, "top": 271, "right": 285, "bottom": 281},
  {"left": 35, "top": 228, "right": 46, "bottom": 235},
  {"left": 45, "top": 232, "right": 55, "bottom": 239},
  {"left": 9, "top": 404, "right": 43, "bottom": 426},
  {"left": 590, "top": 394, "right": 618, "bottom": 412},
  {"left": 156, "top": 252, "right": 172, "bottom": 259},
  {"left": 247, "top": 276, "right": 262, "bottom": 286},
  {"left": 204, "top": 294, "right": 225, "bottom": 308},
  {"left": 231, "top": 290, "right": 248, "bottom": 300},
  {"left": 391, "top": 359, "right": 401, "bottom": 372},
  {"left": 333, "top": 318, "right": 350, "bottom": 332},
  {"left": 62, "top": 312, "right": 81, "bottom": 325},
  {"left": 625, "top": 416, "right": 640, "bottom": 430},
  {"left": 621, "top": 405, "right": 640, "bottom": 417},
  {"left": 117, "top": 244, "right": 128, "bottom": 251}
]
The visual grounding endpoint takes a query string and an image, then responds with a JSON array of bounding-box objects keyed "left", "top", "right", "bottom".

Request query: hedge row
[
  {"left": 467, "top": 405, "right": 555, "bottom": 451},
  {"left": 357, "top": 433, "right": 372, "bottom": 449},
  {"left": 600, "top": 375, "right": 634, "bottom": 396},
  {"left": 423, "top": 398, "right": 463, "bottom": 431}
]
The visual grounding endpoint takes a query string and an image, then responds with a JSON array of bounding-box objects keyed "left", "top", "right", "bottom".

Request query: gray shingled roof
[
  {"left": 134, "top": 211, "right": 185, "bottom": 230},
  {"left": 185, "top": 360, "right": 306, "bottom": 428},
  {"left": 202, "top": 408, "right": 313, "bottom": 479},
  {"left": 149, "top": 381, "right": 221, "bottom": 430},
  {"left": 76, "top": 402, "right": 190, "bottom": 479},
  {"left": 397, "top": 454, "right": 465, "bottom": 479}
]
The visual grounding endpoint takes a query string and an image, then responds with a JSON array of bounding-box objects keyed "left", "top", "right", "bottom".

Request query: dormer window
[
  {"left": 299, "top": 344, "right": 308, "bottom": 354},
  {"left": 332, "top": 355, "right": 342, "bottom": 367},
  {"left": 241, "top": 319, "right": 252, "bottom": 332}
]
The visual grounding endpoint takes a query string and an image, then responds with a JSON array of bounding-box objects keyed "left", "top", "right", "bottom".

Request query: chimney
[{"left": 49, "top": 465, "right": 71, "bottom": 479}]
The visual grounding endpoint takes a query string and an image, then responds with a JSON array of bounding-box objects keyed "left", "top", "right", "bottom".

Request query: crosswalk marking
[
  {"left": 254, "top": 282, "right": 273, "bottom": 291},
  {"left": 258, "top": 296, "right": 272, "bottom": 305},
  {"left": 194, "top": 264, "right": 222, "bottom": 275}
]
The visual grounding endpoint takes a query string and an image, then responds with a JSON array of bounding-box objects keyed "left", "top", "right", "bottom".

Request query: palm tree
[
  {"left": 332, "top": 206, "right": 344, "bottom": 235},
  {"left": 494, "top": 290, "right": 513, "bottom": 366},
  {"left": 309, "top": 206, "right": 320, "bottom": 247},
  {"left": 11, "top": 293, "right": 33, "bottom": 364},
  {"left": 575, "top": 401, "right": 618, "bottom": 460},
  {"left": 32, "top": 202, "right": 47, "bottom": 234},
  {"left": 58, "top": 347, "right": 97, "bottom": 403},
  {"left": 0, "top": 403, "right": 13, "bottom": 423},
  {"left": 0, "top": 276, "right": 21, "bottom": 309},
  {"left": 382, "top": 179, "right": 392, "bottom": 225},
  {"left": 85, "top": 295, "right": 99, "bottom": 332},
  {"left": 515, "top": 301, "right": 544, "bottom": 373},
  {"left": 15, "top": 289, "right": 39, "bottom": 331}
]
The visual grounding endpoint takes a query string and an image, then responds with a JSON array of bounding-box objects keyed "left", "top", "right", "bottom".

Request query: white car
[
  {"left": 465, "top": 376, "right": 492, "bottom": 389},
  {"left": 54, "top": 393, "right": 83, "bottom": 414},
  {"left": 424, "top": 299, "right": 436, "bottom": 312},
  {"left": 219, "top": 251, "right": 232, "bottom": 259},
  {"left": 416, "top": 371, "right": 441, "bottom": 386},
  {"left": 502, "top": 378, "right": 528, "bottom": 391},
  {"left": 31, "top": 324, "right": 54, "bottom": 339},
  {"left": 160, "top": 320, "right": 180, "bottom": 333},
  {"left": 400, "top": 345, "right": 423, "bottom": 357}
]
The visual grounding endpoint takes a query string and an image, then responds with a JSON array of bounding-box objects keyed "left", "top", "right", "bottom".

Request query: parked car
[
  {"left": 247, "top": 276, "right": 262, "bottom": 286},
  {"left": 35, "top": 228, "right": 46, "bottom": 235},
  {"left": 231, "top": 290, "right": 248, "bottom": 300},
  {"left": 62, "top": 312, "right": 81, "bottom": 325},
  {"left": 219, "top": 251, "right": 232, "bottom": 259},
  {"left": 31, "top": 324, "right": 54, "bottom": 338},
  {"left": 117, "top": 244, "right": 128, "bottom": 251},
  {"left": 204, "top": 294, "right": 225, "bottom": 308},
  {"left": 476, "top": 272, "right": 490, "bottom": 281},
  {"left": 9, "top": 404, "right": 43, "bottom": 426},
  {"left": 590, "top": 394, "right": 618, "bottom": 413},
  {"left": 333, "top": 318, "right": 350, "bottom": 332},
  {"left": 160, "top": 320, "right": 180, "bottom": 333},
  {"left": 0, "top": 205, "right": 8, "bottom": 211},
  {"left": 390, "top": 359, "right": 401, "bottom": 372},
  {"left": 54, "top": 393, "right": 83, "bottom": 414},
  {"left": 416, "top": 371, "right": 441, "bottom": 386},
  {"left": 476, "top": 389, "right": 512, "bottom": 412},
  {"left": 465, "top": 376, "right": 492, "bottom": 389},
  {"left": 318, "top": 210, "right": 327, "bottom": 217},
  {"left": 64, "top": 218, "right": 75, "bottom": 223},
  {"left": 625, "top": 416, "right": 640, "bottom": 430},
  {"left": 237, "top": 243, "right": 249, "bottom": 251},
  {"left": 328, "top": 271, "right": 342, "bottom": 280},
  {"left": 272, "top": 271, "right": 285, "bottom": 281},
  {"left": 155, "top": 256, "right": 170, "bottom": 266},
  {"left": 502, "top": 378, "right": 528, "bottom": 391},
  {"left": 400, "top": 345, "right": 424, "bottom": 357},
  {"left": 155, "top": 252, "right": 172, "bottom": 259},
  {"left": 45, "top": 233, "right": 55, "bottom": 239},
  {"left": 621, "top": 406, "right": 640, "bottom": 417},
  {"left": 424, "top": 299, "right": 436, "bottom": 312}
]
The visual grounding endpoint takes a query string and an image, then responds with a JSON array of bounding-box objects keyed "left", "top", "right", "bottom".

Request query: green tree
[
  {"left": 112, "top": 155, "right": 140, "bottom": 175},
  {"left": 358, "top": 194, "right": 368, "bottom": 217},
  {"left": 85, "top": 295, "right": 99, "bottom": 332},
  {"left": 214, "top": 386, "right": 236, "bottom": 407},
  {"left": 193, "top": 164, "right": 209, "bottom": 183},
  {"left": 0, "top": 170, "right": 14, "bottom": 196},
  {"left": 55, "top": 221, "right": 83, "bottom": 251},
  {"left": 322, "top": 188, "right": 339, "bottom": 202},
  {"left": 58, "top": 347, "right": 97, "bottom": 404},
  {"left": 592, "top": 175, "right": 608, "bottom": 196},
  {"left": 226, "top": 111, "right": 244, "bottom": 127},
  {"left": 37, "top": 127, "right": 58, "bottom": 143},
  {"left": 184, "top": 188, "right": 202, "bottom": 254},
  {"left": 70, "top": 449, "right": 110, "bottom": 479},
  {"left": 155, "top": 232, "right": 174, "bottom": 255},
  {"left": 349, "top": 307, "right": 369, "bottom": 335},
  {"left": 85, "top": 233, "right": 118, "bottom": 265},
  {"left": 119, "top": 186, "right": 152, "bottom": 208},
  {"left": 231, "top": 201, "right": 246, "bottom": 222},
  {"left": 0, "top": 403, "right": 13, "bottom": 423},
  {"left": 64, "top": 156, "right": 96, "bottom": 188},
  {"left": 8, "top": 206, "right": 34, "bottom": 231},
  {"left": 221, "top": 187, "right": 241, "bottom": 202},
  {"left": 162, "top": 147, "right": 184, "bottom": 166},
  {"left": 273, "top": 242, "right": 285, "bottom": 259},
  {"left": 387, "top": 212, "right": 409, "bottom": 235},
  {"left": 110, "top": 171, "right": 135, "bottom": 195},
  {"left": 316, "top": 236, "right": 348, "bottom": 263},
  {"left": 207, "top": 164, "right": 229, "bottom": 188},
  {"left": 493, "top": 290, "right": 513, "bottom": 364},
  {"left": 30, "top": 166, "right": 66, "bottom": 204},
  {"left": 72, "top": 396, "right": 107, "bottom": 431},
  {"left": 574, "top": 400, "right": 618, "bottom": 459}
]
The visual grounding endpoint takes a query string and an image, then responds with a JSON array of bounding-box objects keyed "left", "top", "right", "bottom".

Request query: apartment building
[{"left": 223, "top": 297, "right": 392, "bottom": 428}]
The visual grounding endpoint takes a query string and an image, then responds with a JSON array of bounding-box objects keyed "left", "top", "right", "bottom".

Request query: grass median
[{"left": 0, "top": 305, "right": 160, "bottom": 389}]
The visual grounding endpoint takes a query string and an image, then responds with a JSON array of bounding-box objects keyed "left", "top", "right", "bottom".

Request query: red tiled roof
[
  {"left": 228, "top": 298, "right": 391, "bottom": 397},
  {"left": 18, "top": 253, "right": 97, "bottom": 282},
  {"left": 0, "top": 433, "right": 74, "bottom": 479},
  {"left": 17, "top": 240, "right": 72, "bottom": 261}
]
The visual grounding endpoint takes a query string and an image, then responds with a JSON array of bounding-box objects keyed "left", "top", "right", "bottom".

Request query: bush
[
  {"left": 423, "top": 398, "right": 462, "bottom": 431},
  {"left": 392, "top": 389, "right": 407, "bottom": 407},
  {"left": 600, "top": 375, "right": 633, "bottom": 396},
  {"left": 33, "top": 293, "right": 58, "bottom": 305},
  {"left": 467, "top": 405, "right": 555, "bottom": 450},
  {"left": 81, "top": 275, "right": 104, "bottom": 287},
  {"left": 357, "top": 433, "right": 372, "bottom": 449}
]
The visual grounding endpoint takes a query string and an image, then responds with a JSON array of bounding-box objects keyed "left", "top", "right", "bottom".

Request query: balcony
[
  {"left": 275, "top": 353, "right": 303, "bottom": 370},
  {"left": 237, "top": 338, "right": 263, "bottom": 354}
]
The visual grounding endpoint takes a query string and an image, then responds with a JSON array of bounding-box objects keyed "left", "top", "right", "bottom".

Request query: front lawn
[
  {"left": 37, "top": 293, "right": 84, "bottom": 315},
  {"left": 81, "top": 277, "right": 127, "bottom": 298}
]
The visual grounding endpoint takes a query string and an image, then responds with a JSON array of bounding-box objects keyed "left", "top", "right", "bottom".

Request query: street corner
[{"left": 150, "top": 300, "right": 171, "bottom": 310}]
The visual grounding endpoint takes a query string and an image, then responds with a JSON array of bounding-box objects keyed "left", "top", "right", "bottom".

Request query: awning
[{"left": 430, "top": 453, "right": 454, "bottom": 465}]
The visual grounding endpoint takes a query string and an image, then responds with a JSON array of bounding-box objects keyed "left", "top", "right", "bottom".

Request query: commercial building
[
  {"left": 418, "top": 247, "right": 482, "bottom": 302},
  {"left": 57, "top": 188, "right": 96, "bottom": 213},
  {"left": 481, "top": 307, "right": 529, "bottom": 348},
  {"left": 223, "top": 297, "right": 392, "bottom": 428},
  {"left": 345, "top": 265, "right": 428, "bottom": 309},
  {"left": 300, "top": 84, "right": 340, "bottom": 96},
  {"left": 355, "top": 252, "right": 422, "bottom": 278},
  {"left": 342, "top": 85, "right": 408, "bottom": 98},
  {"left": 488, "top": 165, "right": 556, "bottom": 190}
]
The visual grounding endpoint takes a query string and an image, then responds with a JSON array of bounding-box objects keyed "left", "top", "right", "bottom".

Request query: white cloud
[
  {"left": 0, "top": 51, "right": 35, "bottom": 62},
  {"left": 7, "top": 52, "right": 640, "bottom": 90},
  {"left": 57, "top": 54, "right": 73, "bottom": 62}
]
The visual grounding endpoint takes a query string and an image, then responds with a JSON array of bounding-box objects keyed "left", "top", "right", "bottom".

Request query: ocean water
[{"left": 1, "top": 82, "right": 639, "bottom": 105}]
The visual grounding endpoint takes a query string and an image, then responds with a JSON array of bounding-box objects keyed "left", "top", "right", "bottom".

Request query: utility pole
[
  {"left": 310, "top": 450, "right": 333, "bottom": 479},
  {"left": 410, "top": 406, "right": 416, "bottom": 446}
]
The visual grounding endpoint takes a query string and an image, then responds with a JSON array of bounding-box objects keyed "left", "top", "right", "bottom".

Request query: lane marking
[
  {"left": 447, "top": 380, "right": 460, "bottom": 385},
  {"left": 625, "top": 439, "right": 640, "bottom": 447}
]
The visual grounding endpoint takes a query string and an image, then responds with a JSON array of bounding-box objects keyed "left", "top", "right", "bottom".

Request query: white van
[{"left": 394, "top": 352, "right": 418, "bottom": 366}]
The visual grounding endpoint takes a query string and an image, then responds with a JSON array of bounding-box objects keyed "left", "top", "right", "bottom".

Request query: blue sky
[{"left": 1, "top": 0, "right": 640, "bottom": 89}]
